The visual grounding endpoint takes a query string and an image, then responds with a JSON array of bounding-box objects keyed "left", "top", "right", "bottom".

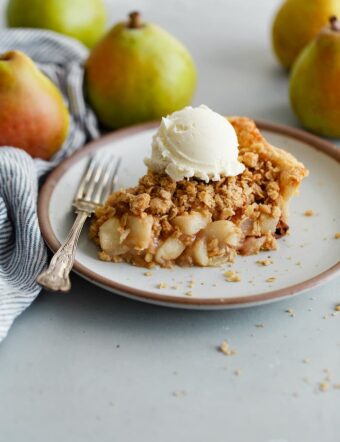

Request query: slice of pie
[{"left": 90, "top": 115, "right": 308, "bottom": 268}]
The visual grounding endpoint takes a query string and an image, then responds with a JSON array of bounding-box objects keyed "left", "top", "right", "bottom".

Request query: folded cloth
[{"left": 0, "top": 29, "right": 100, "bottom": 342}]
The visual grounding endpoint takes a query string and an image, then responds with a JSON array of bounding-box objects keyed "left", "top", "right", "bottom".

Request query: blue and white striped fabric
[{"left": 0, "top": 29, "right": 100, "bottom": 341}]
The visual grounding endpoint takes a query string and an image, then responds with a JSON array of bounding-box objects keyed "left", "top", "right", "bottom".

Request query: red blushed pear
[
  {"left": 85, "top": 12, "right": 197, "bottom": 130},
  {"left": 0, "top": 51, "right": 70, "bottom": 160}
]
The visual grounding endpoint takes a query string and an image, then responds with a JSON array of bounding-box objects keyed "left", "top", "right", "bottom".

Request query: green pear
[
  {"left": 272, "top": 0, "right": 340, "bottom": 69},
  {"left": 0, "top": 50, "right": 70, "bottom": 159},
  {"left": 290, "top": 17, "right": 340, "bottom": 137},
  {"left": 85, "top": 12, "right": 197, "bottom": 129},
  {"left": 6, "top": 0, "right": 107, "bottom": 48}
]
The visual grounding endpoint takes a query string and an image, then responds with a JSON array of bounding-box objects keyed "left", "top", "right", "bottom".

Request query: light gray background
[{"left": 0, "top": 1, "right": 339, "bottom": 441}]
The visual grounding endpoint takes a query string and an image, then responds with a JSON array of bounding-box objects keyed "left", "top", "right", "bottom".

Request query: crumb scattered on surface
[
  {"left": 334, "top": 232, "right": 340, "bottom": 239},
  {"left": 266, "top": 277, "right": 276, "bottom": 283},
  {"left": 319, "top": 382, "right": 329, "bottom": 392},
  {"left": 255, "top": 324, "right": 264, "bottom": 328},
  {"left": 335, "top": 305, "right": 340, "bottom": 312},
  {"left": 188, "top": 280, "right": 195, "bottom": 288},
  {"left": 295, "top": 261, "right": 301, "bottom": 266},
  {"left": 224, "top": 271, "right": 241, "bottom": 282},
  {"left": 158, "top": 282, "right": 166, "bottom": 289},
  {"left": 185, "top": 290, "right": 193, "bottom": 297},
  {"left": 256, "top": 259, "right": 273, "bottom": 266},
  {"left": 172, "top": 390, "right": 187, "bottom": 398},
  {"left": 304, "top": 209, "right": 314, "bottom": 217},
  {"left": 302, "top": 358, "right": 311, "bottom": 364},
  {"left": 234, "top": 369, "right": 241, "bottom": 376},
  {"left": 219, "top": 340, "right": 236, "bottom": 356},
  {"left": 323, "top": 369, "right": 332, "bottom": 381},
  {"left": 144, "top": 271, "right": 152, "bottom": 277},
  {"left": 286, "top": 308, "right": 295, "bottom": 317}
]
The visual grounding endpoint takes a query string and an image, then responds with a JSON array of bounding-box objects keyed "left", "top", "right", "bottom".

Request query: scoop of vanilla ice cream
[{"left": 144, "top": 105, "right": 245, "bottom": 182}]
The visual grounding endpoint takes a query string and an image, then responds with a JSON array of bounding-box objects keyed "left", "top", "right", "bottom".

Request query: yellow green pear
[
  {"left": 6, "top": 0, "right": 107, "bottom": 48},
  {"left": 85, "top": 12, "right": 197, "bottom": 129},
  {"left": 272, "top": 0, "right": 340, "bottom": 69},
  {"left": 0, "top": 51, "right": 70, "bottom": 159},
  {"left": 290, "top": 17, "right": 340, "bottom": 137}
]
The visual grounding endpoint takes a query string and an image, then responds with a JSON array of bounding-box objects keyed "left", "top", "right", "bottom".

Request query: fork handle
[{"left": 37, "top": 211, "right": 90, "bottom": 292}]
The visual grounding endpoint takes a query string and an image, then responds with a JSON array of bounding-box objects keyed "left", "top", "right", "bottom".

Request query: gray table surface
[{"left": 0, "top": 1, "right": 339, "bottom": 441}]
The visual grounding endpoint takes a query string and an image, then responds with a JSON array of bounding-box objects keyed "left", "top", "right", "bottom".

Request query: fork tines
[{"left": 76, "top": 151, "right": 122, "bottom": 205}]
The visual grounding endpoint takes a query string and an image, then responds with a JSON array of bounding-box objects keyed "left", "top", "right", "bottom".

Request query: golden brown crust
[{"left": 230, "top": 117, "right": 309, "bottom": 197}]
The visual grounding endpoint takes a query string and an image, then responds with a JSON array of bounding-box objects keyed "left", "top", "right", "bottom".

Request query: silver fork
[{"left": 37, "top": 152, "right": 121, "bottom": 292}]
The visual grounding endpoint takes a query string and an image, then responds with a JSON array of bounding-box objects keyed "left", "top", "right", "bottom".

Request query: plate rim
[{"left": 38, "top": 119, "right": 340, "bottom": 307}]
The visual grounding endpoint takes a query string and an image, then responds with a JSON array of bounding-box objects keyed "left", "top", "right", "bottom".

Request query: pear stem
[
  {"left": 128, "top": 11, "right": 143, "bottom": 29},
  {"left": 330, "top": 16, "right": 340, "bottom": 32}
]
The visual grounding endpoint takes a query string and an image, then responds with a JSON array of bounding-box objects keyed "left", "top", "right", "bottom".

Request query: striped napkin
[{"left": 0, "top": 29, "right": 100, "bottom": 341}]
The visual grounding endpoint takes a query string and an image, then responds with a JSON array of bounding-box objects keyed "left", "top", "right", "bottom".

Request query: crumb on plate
[
  {"left": 256, "top": 259, "right": 273, "bottom": 266},
  {"left": 224, "top": 271, "right": 241, "bottom": 282},
  {"left": 266, "top": 277, "right": 276, "bottom": 283}
]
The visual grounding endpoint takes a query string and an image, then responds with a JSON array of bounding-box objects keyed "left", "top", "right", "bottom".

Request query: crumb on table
[
  {"left": 335, "top": 232, "right": 340, "bottom": 239},
  {"left": 319, "top": 382, "right": 329, "bottom": 392},
  {"left": 172, "top": 390, "right": 187, "bottom": 398},
  {"left": 219, "top": 340, "right": 236, "bottom": 356},
  {"left": 303, "top": 209, "right": 314, "bottom": 217},
  {"left": 286, "top": 308, "right": 295, "bottom": 317}
]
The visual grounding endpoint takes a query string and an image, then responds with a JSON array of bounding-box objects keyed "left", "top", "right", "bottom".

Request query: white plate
[{"left": 38, "top": 121, "right": 340, "bottom": 309}]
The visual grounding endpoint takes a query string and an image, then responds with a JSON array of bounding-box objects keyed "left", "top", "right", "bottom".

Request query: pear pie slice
[{"left": 90, "top": 117, "right": 308, "bottom": 268}]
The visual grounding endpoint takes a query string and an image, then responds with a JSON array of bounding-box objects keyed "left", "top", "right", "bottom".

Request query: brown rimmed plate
[{"left": 38, "top": 120, "right": 340, "bottom": 309}]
